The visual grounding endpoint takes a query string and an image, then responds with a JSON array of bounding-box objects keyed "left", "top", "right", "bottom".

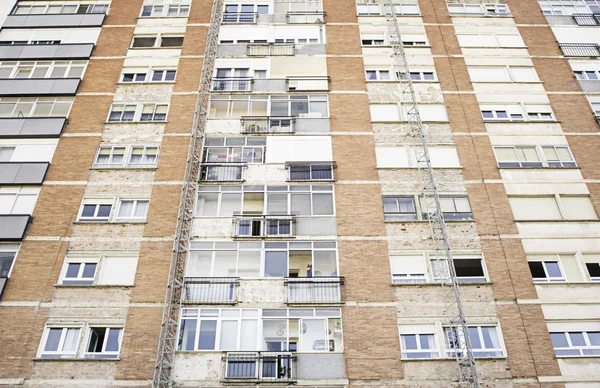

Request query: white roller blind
[
  {"left": 509, "top": 196, "right": 562, "bottom": 220},
  {"left": 457, "top": 34, "right": 496, "bottom": 47},
  {"left": 265, "top": 136, "right": 332, "bottom": 163},
  {"left": 417, "top": 104, "right": 448, "bottom": 122},
  {"left": 560, "top": 254, "right": 583, "bottom": 282},
  {"left": 97, "top": 257, "right": 138, "bottom": 286},
  {"left": 497, "top": 34, "right": 525, "bottom": 47},
  {"left": 561, "top": 196, "right": 598, "bottom": 220},
  {"left": 468, "top": 67, "right": 510, "bottom": 82},
  {"left": 510, "top": 67, "right": 539, "bottom": 82},
  {"left": 11, "top": 144, "right": 56, "bottom": 162},
  {"left": 410, "top": 147, "right": 460, "bottom": 168},
  {"left": 370, "top": 104, "right": 400, "bottom": 122},
  {"left": 583, "top": 254, "right": 600, "bottom": 264},
  {"left": 390, "top": 255, "right": 426, "bottom": 275},
  {"left": 376, "top": 147, "right": 410, "bottom": 168}
]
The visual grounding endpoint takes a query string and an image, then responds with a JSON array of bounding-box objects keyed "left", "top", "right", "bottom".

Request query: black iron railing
[
  {"left": 572, "top": 13, "right": 600, "bottom": 26},
  {"left": 241, "top": 116, "right": 295, "bottom": 134},
  {"left": 212, "top": 77, "right": 253, "bottom": 92},
  {"left": 182, "top": 277, "right": 239, "bottom": 304},
  {"left": 233, "top": 215, "right": 295, "bottom": 238},
  {"left": 559, "top": 43, "right": 600, "bottom": 57},
  {"left": 287, "top": 162, "right": 335, "bottom": 181},
  {"left": 223, "top": 352, "right": 296, "bottom": 382},
  {"left": 285, "top": 276, "right": 344, "bottom": 304},
  {"left": 200, "top": 163, "right": 247, "bottom": 182}
]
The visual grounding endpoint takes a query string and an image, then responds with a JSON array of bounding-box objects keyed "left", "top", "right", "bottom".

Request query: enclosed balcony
[
  {"left": 286, "top": 11, "right": 325, "bottom": 24},
  {"left": 0, "top": 215, "right": 31, "bottom": 241},
  {"left": 285, "top": 276, "right": 344, "bottom": 304},
  {"left": 182, "top": 277, "right": 239, "bottom": 304},
  {"left": 233, "top": 215, "right": 295, "bottom": 238},
  {"left": 3, "top": 13, "right": 106, "bottom": 28},
  {"left": 240, "top": 116, "right": 295, "bottom": 134},
  {"left": 212, "top": 77, "right": 253, "bottom": 92},
  {"left": 0, "top": 117, "right": 66, "bottom": 138},
  {"left": 0, "top": 162, "right": 49, "bottom": 185},
  {"left": 0, "top": 78, "right": 80, "bottom": 96},
  {"left": 559, "top": 43, "right": 600, "bottom": 57},
  {"left": 0, "top": 43, "right": 94, "bottom": 61},
  {"left": 200, "top": 163, "right": 247, "bottom": 182},
  {"left": 286, "top": 162, "right": 335, "bottom": 182},
  {"left": 222, "top": 352, "right": 296, "bottom": 383}
]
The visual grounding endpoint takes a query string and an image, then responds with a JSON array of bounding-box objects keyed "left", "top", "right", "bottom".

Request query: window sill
[
  {"left": 402, "top": 356, "right": 507, "bottom": 361},
  {"left": 384, "top": 219, "right": 475, "bottom": 223},
  {"left": 90, "top": 166, "right": 158, "bottom": 171},
  {"left": 128, "top": 47, "right": 183, "bottom": 50},
  {"left": 497, "top": 166, "right": 579, "bottom": 170},
  {"left": 483, "top": 120, "right": 560, "bottom": 124},
  {"left": 533, "top": 281, "right": 600, "bottom": 286},
  {"left": 362, "top": 44, "right": 431, "bottom": 49},
  {"left": 116, "top": 81, "right": 176, "bottom": 86},
  {"left": 371, "top": 120, "right": 450, "bottom": 124},
  {"left": 449, "top": 15, "right": 513, "bottom": 18},
  {"left": 357, "top": 14, "right": 422, "bottom": 18},
  {"left": 73, "top": 221, "right": 148, "bottom": 225},
  {"left": 366, "top": 80, "right": 440, "bottom": 84},
  {"left": 392, "top": 281, "right": 491, "bottom": 287},
  {"left": 33, "top": 358, "right": 120, "bottom": 362},
  {"left": 54, "top": 284, "right": 133, "bottom": 289},
  {"left": 137, "top": 16, "right": 189, "bottom": 19},
  {"left": 470, "top": 81, "right": 542, "bottom": 84},
  {"left": 104, "top": 121, "right": 168, "bottom": 125},
  {"left": 514, "top": 219, "right": 599, "bottom": 222},
  {"left": 555, "top": 355, "right": 600, "bottom": 359}
]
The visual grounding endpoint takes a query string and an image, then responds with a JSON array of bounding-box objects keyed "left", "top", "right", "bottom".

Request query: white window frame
[
  {"left": 128, "top": 145, "right": 160, "bottom": 167},
  {"left": 140, "top": 103, "right": 168, "bottom": 122},
  {"left": 383, "top": 194, "right": 473, "bottom": 221},
  {"left": 115, "top": 199, "right": 150, "bottom": 222},
  {"left": 37, "top": 326, "right": 82, "bottom": 359},
  {"left": 539, "top": 0, "right": 594, "bottom": 15},
  {"left": 203, "top": 136, "right": 266, "bottom": 164},
  {"left": 12, "top": 3, "right": 109, "bottom": 15},
  {"left": 527, "top": 256, "right": 567, "bottom": 282},
  {"left": 59, "top": 257, "right": 99, "bottom": 285},
  {"left": 430, "top": 256, "right": 489, "bottom": 283},
  {"left": 151, "top": 69, "right": 177, "bottom": 82},
  {"left": 0, "top": 96, "right": 74, "bottom": 118},
  {"left": 444, "top": 325, "right": 506, "bottom": 358},
  {"left": 357, "top": 3, "right": 380, "bottom": 15},
  {"left": 107, "top": 103, "right": 170, "bottom": 123},
  {"left": 0, "top": 243, "right": 20, "bottom": 279},
  {"left": 400, "top": 332, "right": 439, "bottom": 359},
  {"left": 94, "top": 144, "right": 160, "bottom": 168},
  {"left": 493, "top": 146, "right": 544, "bottom": 168},
  {"left": 83, "top": 327, "right": 124, "bottom": 359},
  {"left": 365, "top": 69, "right": 392, "bottom": 81},
  {"left": 0, "top": 186, "right": 40, "bottom": 215},
  {"left": 389, "top": 255, "right": 427, "bottom": 284},
  {"left": 93, "top": 145, "right": 127, "bottom": 167},
  {"left": 77, "top": 198, "right": 114, "bottom": 222},
  {"left": 550, "top": 330, "right": 600, "bottom": 357},
  {"left": 130, "top": 34, "right": 185, "bottom": 49},
  {"left": 120, "top": 71, "right": 147, "bottom": 83},
  {"left": 0, "top": 60, "right": 88, "bottom": 80}
]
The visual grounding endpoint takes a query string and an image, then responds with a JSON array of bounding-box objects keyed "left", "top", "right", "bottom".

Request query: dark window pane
[
  {"left": 97, "top": 205, "right": 112, "bottom": 217},
  {"left": 161, "top": 37, "right": 184, "bottom": 47},
  {"left": 44, "top": 328, "right": 62, "bottom": 351},
  {"left": 264, "top": 251, "right": 287, "bottom": 277},
  {"left": 403, "top": 334, "right": 417, "bottom": 349},
  {"left": 528, "top": 262, "right": 546, "bottom": 279},
  {"left": 65, "top": 263, "right": 80, "bottom": 278},
  {"left": 550, "top": 332, "right": 568, "bottom": 348},
  {"left": 198, "top": 320, "right": 217, "bottom": 350},
  {"left": 82, "top": 263, "right": 97, "bottom": 278},
  {"left": 105, "top": 329, "right": 121, "bottom": 352},
  {"left": 122, "top": 74, "right": 134, "bottom": 82},
  {"left": 87, "top": 327, "right": 105, "bottom": 352},
  {"left": 454, "top": 259, "right": 484, "bottom": 277},
  {"left": 586, "top": 263, "right": 600, "bottom": 277},
  {"left": 165, "top": 71, "right": 176, "bottom": 81},
  {"left": 81, "top": 205, "right": 96, "bottom": 217},
  {"left": 152, "top": 71, "right": 163, "bottom": 81}
]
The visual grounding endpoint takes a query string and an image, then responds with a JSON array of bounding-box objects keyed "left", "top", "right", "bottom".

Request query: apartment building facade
[{"left": 0, "top": 0, "right": 598, "bottom": 387}]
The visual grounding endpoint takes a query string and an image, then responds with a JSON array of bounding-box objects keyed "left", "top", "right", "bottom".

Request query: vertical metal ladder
[
  {"left": 382, "top": 1, "right": 480, "bottom": 386},
  {"left": 152, "top": 0, "right": 225, "bottom": 386}
]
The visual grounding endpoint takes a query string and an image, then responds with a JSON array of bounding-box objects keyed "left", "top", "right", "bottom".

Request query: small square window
[
  {"left": 62, "top": 262, "right": 97, "bottom": 285},
  {"left": 85, "top": 327, "right": 123, "bottom": 359},
  {"left": 79, "top": 203, "right": 112, "bottom": 222}
]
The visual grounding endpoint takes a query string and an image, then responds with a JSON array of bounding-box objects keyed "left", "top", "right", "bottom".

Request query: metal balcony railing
[
  {"left": 233, "top": 215, "right": 295, "bottom": 238},
  {"left": 241, "top": 116, "right": 295, "bottom": 134},
  {"left": 285, "top": 276, "right": 344, "bottom": 304},
  {"left": 222, "top": 12, "right": 258, "bottom": 24},
  {"left": 223, "top": 352, "right": 296, "bottom": 382},
  {"left": 287, "top": 77, "right": 329, "bottom": 92},
  {"left": 182, "top": 277, "right": 239, "bottom": 304},
  {"left": 572, "top": 13, "right": 600, "bottom": 26},
  {"left": 559, "top": 43, "right": 600, "bottom": 57},
  {"left": 286, "top": 11, "right": 325, "bottom": 24},
  {"left": 201, "top": 163, "right": 247, "bottom": 182},
  {"left": 212, "top": 77, "right": 253, "bottom": 92},
  {"left": 248, "top": 43, "right": 295, "bottom": 56},
  {"left": 287, "top": 162, "right": 335, "bottom": 181}
]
